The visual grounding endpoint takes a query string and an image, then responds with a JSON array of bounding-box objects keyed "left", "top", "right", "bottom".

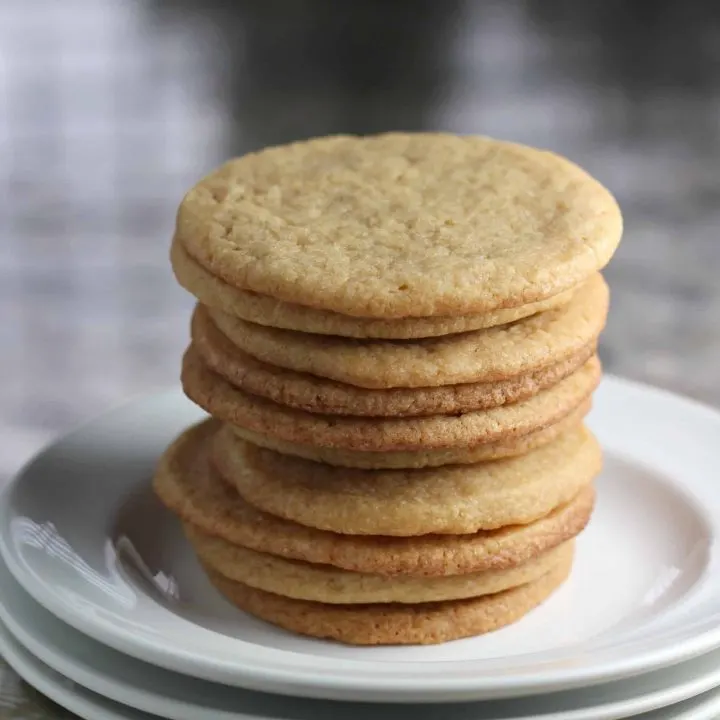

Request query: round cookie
[
  {"left": 230, "top": 400, "right": 590, "bottom": 468},
  {"left": 187, "top": 528, "right": 572, "bottom": 604},
  {"left": 192, "top": 304, "right": 597, "bottom": 417},
  {"left": 176, "top": 133, "right": 622, "bottom": 318},
  {"left": 182, "top": 349, "right": 600, "bottom": 452},
  {"left": 207, "top": 273, "right": 608, "bottom": 389},
  {"left": 212, "top": 424, "right": 601, "bottom": 535},
  {"left": 204, "top": 551, "right": 573, "bottom": 645},
  {"left": 172, "top": 240, "right": 576, "bottom": 339},
  {"left": 153, "top": 420, "right": 595, "bottom": 575}
]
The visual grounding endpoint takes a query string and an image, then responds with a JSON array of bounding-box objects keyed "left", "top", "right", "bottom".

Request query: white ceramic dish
[
  {"left": 1, "top": 378, "right": 719, "bottom": 703},
  {"left": 5, "top": 621, "right": 720, "bottom": 720},
  {"left": 5, "top": 549, "right": 720, "bottom": 719},
  {"left": 0, "top": 620, "right": 157, "bottom": 720}
]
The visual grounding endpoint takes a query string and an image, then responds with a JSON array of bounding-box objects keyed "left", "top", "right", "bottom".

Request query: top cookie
[{"left": 176, "top": 133, "right": 622, "bottom": 319}]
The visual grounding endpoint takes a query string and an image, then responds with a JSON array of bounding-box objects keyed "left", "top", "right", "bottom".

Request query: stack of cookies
[{"left": 154, "top": 133, "right": 622, "bottom": 646}]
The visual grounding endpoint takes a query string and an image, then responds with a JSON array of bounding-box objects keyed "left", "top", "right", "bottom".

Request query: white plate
[
  {"left": 0, "top": 621, "right": 157, "bottom": 720},
  {"left": 1, "top": 378, "right": 719, "bottom": 703},
  {"left": 5, "top": 619, "right": 720, "bottom": 720},
  {"left": 5, "top": 547, "right": 720, "bottom": 720}
]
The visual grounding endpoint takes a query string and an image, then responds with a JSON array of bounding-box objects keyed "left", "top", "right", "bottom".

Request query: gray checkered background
[
  {"left": 2, "top": 0, "right": 720, "bottom": 497},
  {"left": 1, "top": 0, "right": 720, "bottom": 716}
]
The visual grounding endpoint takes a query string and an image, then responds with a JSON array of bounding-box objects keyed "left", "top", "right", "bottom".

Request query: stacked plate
[{"left": 1, "top": 377, "right": 720, "bottom": 719}]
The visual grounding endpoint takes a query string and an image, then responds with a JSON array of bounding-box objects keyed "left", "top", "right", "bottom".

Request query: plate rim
[
  {"left": 3, "top": 375, "right": 720, "bottom": 702},
  {"left": 0, "top": 618, "right": 149, "bottom": 720},
  {"left": 4, "top": 547, "right": 720, "bottom": 720}
]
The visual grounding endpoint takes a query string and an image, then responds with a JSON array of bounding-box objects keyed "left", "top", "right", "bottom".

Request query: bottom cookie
[{"left": 206, "top": 549, "right": 573, "bottom": 646}]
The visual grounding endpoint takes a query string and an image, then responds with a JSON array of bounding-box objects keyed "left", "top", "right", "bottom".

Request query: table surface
[{"left": 2, "top": 0, "right": 720, "bottom": 716}]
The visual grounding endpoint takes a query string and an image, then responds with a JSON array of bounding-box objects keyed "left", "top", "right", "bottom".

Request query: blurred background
[{"left": 2, "top": 0, "right": 720, "bottom": 487}]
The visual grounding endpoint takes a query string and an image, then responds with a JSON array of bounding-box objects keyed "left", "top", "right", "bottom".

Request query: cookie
[
  {"left": 153, "top": 420, "right": 595, "bottom": 575},
  {"left": 172, "top": 240, "right": 576, "bottom": 339},
  {"left": 182, "top": 349, "right": 600, "bottom": 452},
  {"left": 207, "top": 273, "right": 608, "bottom": 389},
  {"left": 212, "top": 425, "right": 601, "bottom": 535},
  {"left": 204, "top": 549, "right": 573, "bottom": 645},
  {"left": 187, "top": 527, "right": 573, "bottom": 604},
  {"left": 192, "top": 304, "right": 596, "bottom": 417},
  {"left": 175, "top": 133, "right": 621, "bottom": 318},
  {"left": 230, "top": 399, "right": 590, "bottom": 468}
]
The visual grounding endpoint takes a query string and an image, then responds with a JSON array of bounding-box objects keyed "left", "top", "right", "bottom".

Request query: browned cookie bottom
[{"left": 206, "top": 550, "right": 573, "bottom": 646}]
